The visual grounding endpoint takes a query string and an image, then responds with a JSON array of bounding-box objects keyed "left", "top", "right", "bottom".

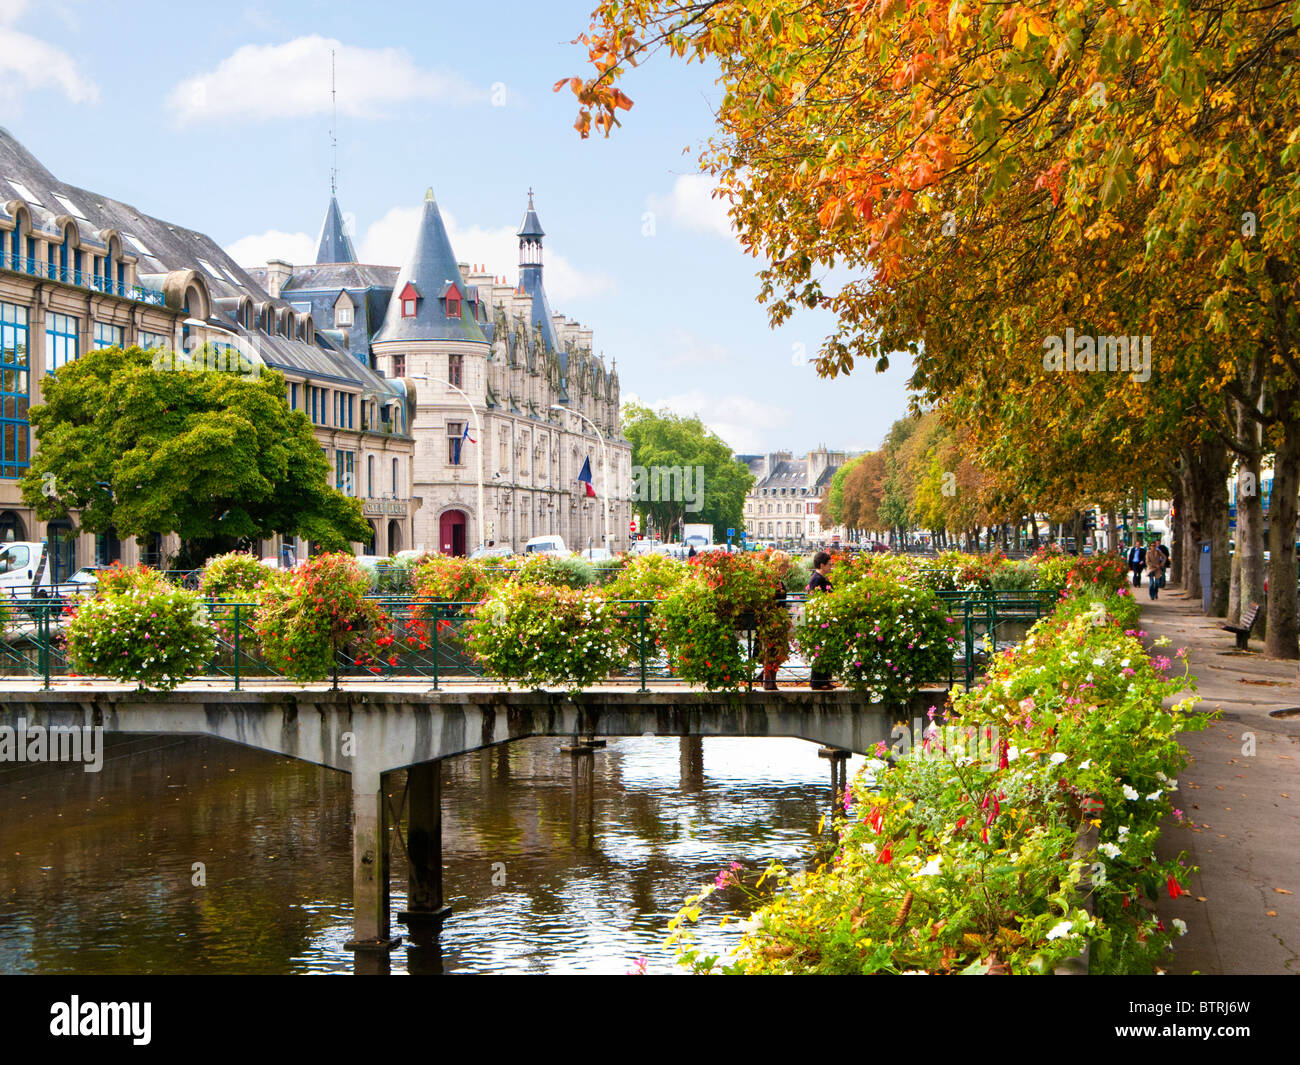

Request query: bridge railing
[{"left": 0, "top": 589, "right": 1059, "bottom": 691}]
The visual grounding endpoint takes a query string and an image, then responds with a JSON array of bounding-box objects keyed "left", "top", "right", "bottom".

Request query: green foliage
[
  {"left": 93, "top": 563, "right": 174, "bottom": 597},
  {"left": 253, "top": 553, "right": 394, "bottom": 682},
  {"left": 672, "top": 591, "right": 1206, "bottom": 975},
  {"left": 795, "top": 576, "right": 958, "bottom": 700},
  {"left": 990, "top": 560, "right": 1039, "bottom": 591},
  {"left": 603, "top": 552, "right": 689, "bottom": 601},
  {"left": 621, "top": 402, "right": 754, "bottom": 537},
  {"left": 66, "top": 584, "right": 216, "bottom": 690},
  {"left": 511, "top": 553, "right": 596, "bottom": 589},
  {"left": 412, "top": 555, "right": 496, "bottom": 603},
  {"left": 462, "top": 582, "right": 627, "bottom": 691},
  {"left": 199, "top": 552, "right": 272, "bottom": 599},
  {"left": 20, "top": 346, "right": 370, "bottom": 558}
]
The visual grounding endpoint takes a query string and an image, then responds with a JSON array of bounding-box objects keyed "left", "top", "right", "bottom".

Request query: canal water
[{"left": 0, "top": 734, "right": 863, "bottom": 975}]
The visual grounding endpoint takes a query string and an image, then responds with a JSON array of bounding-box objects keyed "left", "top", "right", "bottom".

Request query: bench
[{"left": 1222, "top": 601, "right": 1261, "bottom": 650}]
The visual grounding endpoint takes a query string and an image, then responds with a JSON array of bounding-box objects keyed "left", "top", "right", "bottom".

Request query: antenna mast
[{"left": 329, "top": 48, "right": 338, "bottom": 196}]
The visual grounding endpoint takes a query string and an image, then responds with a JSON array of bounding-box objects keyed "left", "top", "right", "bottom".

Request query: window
[
  {"left": 93, "top": 322, "right": 123, "bottom": 351},
  {"left": 449, "top": 352, "right": 463, "bottom": 388},
  {"left": 367, "top": 454, "right": 374, "bottom": 497},
  {"left": 346, "top": 394, "right": 354, "bottom": 428},
  {"left": 288, "top": 382, "right": 298, "bottom": 410},
  {"left": 446, "top": 295, "right": 460, "bottom": 318},
  {"left": 402, "top": 298, "right": 416, "bottom": 317},
  {"left": 45, "top": 312, "right": 79, "bottom": 370},
  {"left": 392, "top": 353, "right": 406, "bottom": 377},
  {"left": 0, "top": 301, "right": 30, "bottom": 479},
  {"left": 336, "top": 303, "right": 353, "bottom": 327},
  {"left": 336, "top": 450, "right": 354, "bottom": 495},
  {"left": 138, "top": 331, "right": 168, "bottom": 351},
  {"left": 447, "top": 421, "right": 464, "bottom": 465},
  {"left": 392, "top": 457, "right": 399, "bottom": 495}
]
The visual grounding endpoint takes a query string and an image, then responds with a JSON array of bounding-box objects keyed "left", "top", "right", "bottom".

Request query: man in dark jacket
[
  {"left": 1127, "top": 537, "right": 1146, "bottom": 588},
  {"left": 807, "top": 551, "right": 835, "bottom": 690}
]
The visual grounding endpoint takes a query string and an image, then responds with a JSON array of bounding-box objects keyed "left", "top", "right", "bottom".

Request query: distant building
[{"left": 737, "top": 448, "right": 851, "bottom": 547}]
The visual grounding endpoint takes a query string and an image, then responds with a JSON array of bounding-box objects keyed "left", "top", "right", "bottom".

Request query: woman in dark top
[{"left": 807, "top": 551, "right": 835, "bottom": 689}]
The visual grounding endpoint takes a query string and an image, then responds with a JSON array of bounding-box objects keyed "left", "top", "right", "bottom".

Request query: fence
[{"left": 0, "top": 589, "right": 1060, "bottom": 693}]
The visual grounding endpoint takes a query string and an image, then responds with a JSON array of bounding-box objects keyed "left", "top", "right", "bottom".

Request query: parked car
[
  {"left": 470, "top": 544, "right": 514, "bottom": 560},
  {"left": 630, "top": 538, "right": 663, "bottom": 555},
  {"left": 58, "top": 566, "right": 105, "bottom": 598},
  {"left": 579, "top": 547, "right": 613, "bottom": 562},
  {"left": 523, "top": 535, "right": 571, "bottom": 557}
]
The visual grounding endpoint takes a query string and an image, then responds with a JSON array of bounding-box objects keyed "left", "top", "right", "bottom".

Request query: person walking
[
  {"left": 807, "top": 551, "right": 836, "bottom": 690},
  {"left": 1146, "top": 538, "right": 1165, "bottom": 599},
  {"left": 1127, "top": 536, "right": 1146, "bottom": 588}
]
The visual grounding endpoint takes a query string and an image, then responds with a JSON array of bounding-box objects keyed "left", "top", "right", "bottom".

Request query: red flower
[
  {"left": 955, "top": 816, "right": 966, "bottom": 830},
  {"left": 1166, "top": 874, "right": 1186, "bottom": 899},
  {"left": 876, "top": 845, "right": 893, "bottom": 864}
]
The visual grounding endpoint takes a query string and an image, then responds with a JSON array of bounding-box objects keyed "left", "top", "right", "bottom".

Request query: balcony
[{"left": 1, "top": 253, "right": 167, "bottom": 306}]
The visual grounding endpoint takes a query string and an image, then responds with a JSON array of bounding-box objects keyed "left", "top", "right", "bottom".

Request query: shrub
[
  {"left": 94, "top": 563, "right": 173, "bottom": 597},
  {"left": 199, "top": 552, "right": 274, "bottom": 599},
  {"left": 794, "top": 576, "right": 958, "bottom": 701},
  {"left": 511, "top": 554, "right": 596, "bottom": 589},
  {"left": 671, "top": 591, "right": 1207, "bottom": 975},
  {"left": 66, "top": 584, "right": 216, "bottom": 690},
  {"left": 1065, "top": 552, "right": 1128, "bottom": 593},
  {"left": 462, "top": 582, "right": 626, "bottom": 690},
  {"left": 377, "top": 556, "right": 418, "bottom": 595},
  {"left": 990, "top": 560, "right": 1039, "bottom": 591},
  {"left": 412, "top": 555, "right": 496, "bottom": 603},
  {"left": 604, "top": 552, "right": 688, "bottom": 601},
  {"left": 253, "top": 553, "right": 394, "bottom": 682},
  {"left": 914, "top": 550, "right": 994, "bottom": 592}
]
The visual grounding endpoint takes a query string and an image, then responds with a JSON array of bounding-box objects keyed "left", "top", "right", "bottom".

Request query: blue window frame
[
  {"left": 93, "top": 322, "right": 124, "bottom": 351},
  {"left": 289, "top": 382, "right": 298, "bottom": 410},
  {"left": 138, "top": 331, "right": 168, "bottom": 351},
  {"left": 0, "top": 301, "right": 30, "bottom": 479},
  {"left": 45, "top": 312, "right": 79, "bottom": 371},
  {"left": 335, "top": 450, "right": 354, "bottom": 495}
]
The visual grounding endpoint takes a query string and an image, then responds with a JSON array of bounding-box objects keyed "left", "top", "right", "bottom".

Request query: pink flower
[{"left": 626, "top": 957, "right": 649, "bottom": 975}]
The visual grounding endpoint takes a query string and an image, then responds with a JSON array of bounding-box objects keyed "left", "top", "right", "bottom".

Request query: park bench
[{"left": 1222, "top": 601, "right": 1261, "bottom": 650}]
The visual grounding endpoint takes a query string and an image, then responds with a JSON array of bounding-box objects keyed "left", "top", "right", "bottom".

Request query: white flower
[
  {"left": 1078, "top": 759, "right": 1092, "bottom": 770},
  {"left": 1092, "top": 657, "right": 1105, "bottom": 667},
  {"left": 1045, "top": 920, "right": 1074, "bottom": 941},
  {"left": 1122, "top": 785, "right": 1139, "bottom": 800},
  {"left": 1049, "top": 752, "right": 1067, "bottom": 765},
  {"left": 1168, "top": 779, "right": 1178, "bottom": 789},
  {"left": 1172, "top": 919, "right": 1188, "bottom": 937},
  {"left": 1118, "top": 826, "right": 1129, "bottom": 839},
  {"left": 864, "top": 842, "right": 877, "bottom": 856},
  {"left": 916, "top": 856, "right": 942, "bottom": 877},
  {"left": 1155, "top": 771, "right": 1167, "bottom": 782},
  {"left": 1146, "top": 791, "right": 1163, "bottom": 801},
  {"left": 1099, "top": 842, "right": 1121, "bottom": 859},
  {"left": 1007, "top": 746, "right": 1020, "bottom": 762}
]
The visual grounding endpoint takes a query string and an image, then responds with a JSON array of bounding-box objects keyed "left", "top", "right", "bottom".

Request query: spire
[
  {"left": 515, "top": 189, "right": 564, "bottom": 387},
  {"left": 374, "top": 188, "right": 485, "bottom": 344},
  {"left": 315, "top": 196, "right": 356, "bottom": 264}
]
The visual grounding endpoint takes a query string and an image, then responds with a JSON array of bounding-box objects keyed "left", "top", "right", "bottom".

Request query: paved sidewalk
[{"left": 1140, "top": 587, "right": 1300, "bottom": 974}]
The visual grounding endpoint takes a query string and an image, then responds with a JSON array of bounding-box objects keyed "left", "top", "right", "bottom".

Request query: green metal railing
[{"left": 0, "top": 588, "right": 1061, "bottom": 691}]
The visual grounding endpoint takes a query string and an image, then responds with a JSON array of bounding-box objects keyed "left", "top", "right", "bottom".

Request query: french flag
[{"left": 577, "top": 456, "right": 597, "bottom": 498}]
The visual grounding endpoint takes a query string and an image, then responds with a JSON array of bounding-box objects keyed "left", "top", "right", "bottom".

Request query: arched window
[
  {"left": 392, "top": 457, "right": 399, "bottom": 496},
  {"left": 367, "top": 454, "right": 374, "bottom": 497}
]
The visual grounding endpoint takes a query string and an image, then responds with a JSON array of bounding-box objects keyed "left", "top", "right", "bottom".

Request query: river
[{"left": 0, "top": 733, "right": 863, "bottom": 975}]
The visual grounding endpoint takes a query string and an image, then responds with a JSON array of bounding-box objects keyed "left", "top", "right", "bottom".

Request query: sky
[{"left": 0, "top": 0, "right": 915, "bottom": 455}]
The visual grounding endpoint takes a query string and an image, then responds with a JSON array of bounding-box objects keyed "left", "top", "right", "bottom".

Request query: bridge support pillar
[
  {"left": 346, "top": 765, "right": 400, "bottom": 954},
  {"left": 819, "top": 746, "right": 851, "bottom": 803},
  {"left": 399, "top": 760, "right": 451, "bottom": 929}
]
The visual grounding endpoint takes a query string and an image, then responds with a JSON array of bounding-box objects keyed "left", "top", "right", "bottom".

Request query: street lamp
[
  {"left": 410, "top": 373, "right": 485, "bottom": 554},
  {"left": 551, "top": 404, "right": 610, "bottom": 552}
]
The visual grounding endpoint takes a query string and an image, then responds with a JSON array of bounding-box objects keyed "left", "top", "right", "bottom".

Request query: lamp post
[
  {"left": 551, "top": 404, "right": 610, "bottom": 552},
  {"left": 411, "top": 373, "right": 485, "bottom": 554}
]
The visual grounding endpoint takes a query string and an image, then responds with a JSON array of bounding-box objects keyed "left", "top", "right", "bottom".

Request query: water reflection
[{"left": 0, "top": 732, "right": 863, "bottom": 975}]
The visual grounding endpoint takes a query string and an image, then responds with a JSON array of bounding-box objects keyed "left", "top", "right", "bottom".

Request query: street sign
[{"left": 726, "top": 528, "right": 735, "bottom": 539}]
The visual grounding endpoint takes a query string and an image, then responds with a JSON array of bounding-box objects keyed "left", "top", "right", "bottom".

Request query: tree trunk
[
  {"left": 1106, "top": 509, "right": 1117, "bottom": 554},
  {"left": 1234, "top": 395, "right": 1267, "bottom": 631},
  {"left": 1168, "top": 491, "right": 1182, "bottom": 586},
  {"left": 1178, "top": 447, "right": 1203, "bottom": 600},
  {"left": 1265, "top": 412, "right": 1300, "bottom": 658}
]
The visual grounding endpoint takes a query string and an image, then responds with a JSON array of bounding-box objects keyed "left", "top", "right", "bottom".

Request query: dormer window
[
  {"left": 398, "top": 281, "right": 421, "bottom": 319},
  {"left": 439, "top": 281, "right": 462, "bottom": 319},
  {"left": 447, "top": 296, "right": 460, "bottom": 318}
]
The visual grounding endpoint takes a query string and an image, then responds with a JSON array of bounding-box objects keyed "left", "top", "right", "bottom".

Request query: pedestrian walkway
[{"left": 1140, "top": 588, "right": 1300, "bottom": 974}]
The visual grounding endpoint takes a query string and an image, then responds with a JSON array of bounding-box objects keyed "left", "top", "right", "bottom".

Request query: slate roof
[
  {"left": 518, "top": 191, "right": 545, "bottom": 238},
  {"left": 373, "top": 189, "right": 485, "bottom": 345},
  {"left": 315, "top": 196, "right": 357, "bottom": 264}
]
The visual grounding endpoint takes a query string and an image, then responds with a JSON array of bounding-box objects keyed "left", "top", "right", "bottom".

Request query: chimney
[{"left": 264, "top": 259, "right": 292, "bottom": 299}]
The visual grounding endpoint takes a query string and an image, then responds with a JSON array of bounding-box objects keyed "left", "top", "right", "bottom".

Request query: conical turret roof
[
  {"left": 315, "top": 196, "right": 357, "bottom": 264},
  {"left": 375, "top": 188, "right": 485, "bottom": 344}
]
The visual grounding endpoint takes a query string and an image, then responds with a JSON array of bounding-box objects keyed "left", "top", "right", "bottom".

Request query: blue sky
[{"left": 0, "top": 0, "right": 914, "bottom": 454}]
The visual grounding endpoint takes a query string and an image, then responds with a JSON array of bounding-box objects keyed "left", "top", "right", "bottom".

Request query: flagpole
[
  {"left": 551, "top": 404, "right": 609, "bottom": 552},
  {"left": 412, "top": 373, "right": 485, "bottom": 553}
]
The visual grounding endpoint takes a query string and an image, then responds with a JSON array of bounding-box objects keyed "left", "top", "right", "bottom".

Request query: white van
[
  {"left": 523, "top": 535, "right": 571, "bottom": 557},
  {"left": 0, "top": 541, "right": 53, "bottom": 597}
]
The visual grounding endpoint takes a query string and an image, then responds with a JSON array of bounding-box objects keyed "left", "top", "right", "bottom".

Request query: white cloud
[
  {"left": 646, "top": 174, "right": 736, "bottom": 239},
  {"left": 0, "top": 24, "right": 98, "bottom": 107},
  {"left": 0, "top": 1, "right": 30, "bottom": 23},
  {"left": 661, "top": 328, "right": 731, "bottom": 367},
  {"left": 627, "top": 389, "right": 793, "bottom": 453},
  {"left": 227, "top": 201, "right": 615, "bottom": 305},
  {"left": 167, "top": 35, "right": 483, "bottom": 126},
  {"left": 225, "top": 228, "right": 316, "bottom": 268}
]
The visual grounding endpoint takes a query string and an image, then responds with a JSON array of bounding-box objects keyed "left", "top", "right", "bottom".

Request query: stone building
[
  {"left": 0, "top": 127, "right": 413, "bottom": 580},
  {"left": 737, "top": 447, "right": 851, "bottom": 547},
  {"left": 261, "top": 189, "right": 632, "bottom": 555}
]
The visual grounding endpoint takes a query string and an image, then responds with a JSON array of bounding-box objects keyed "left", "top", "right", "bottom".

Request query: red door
[{"left": 439, "top": 510, "right": 467, "bottom": 557}]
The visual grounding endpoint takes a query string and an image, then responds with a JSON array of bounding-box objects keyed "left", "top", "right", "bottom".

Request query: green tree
[
  {"left": 621, "top": 402, "right": 753, "bottom": 539},
  {"left": 21, "top": 346, "right": 371, "bottom": 565}
]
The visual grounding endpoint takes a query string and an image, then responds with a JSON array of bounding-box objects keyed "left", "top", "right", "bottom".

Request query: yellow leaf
[{"left": 1012, "top": 21, "right": 1029, "bottom": 50}]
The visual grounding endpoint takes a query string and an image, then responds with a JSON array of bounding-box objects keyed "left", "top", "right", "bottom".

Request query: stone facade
[{"left": 737, "top": 448, "right": 852, "bottom": 547}]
